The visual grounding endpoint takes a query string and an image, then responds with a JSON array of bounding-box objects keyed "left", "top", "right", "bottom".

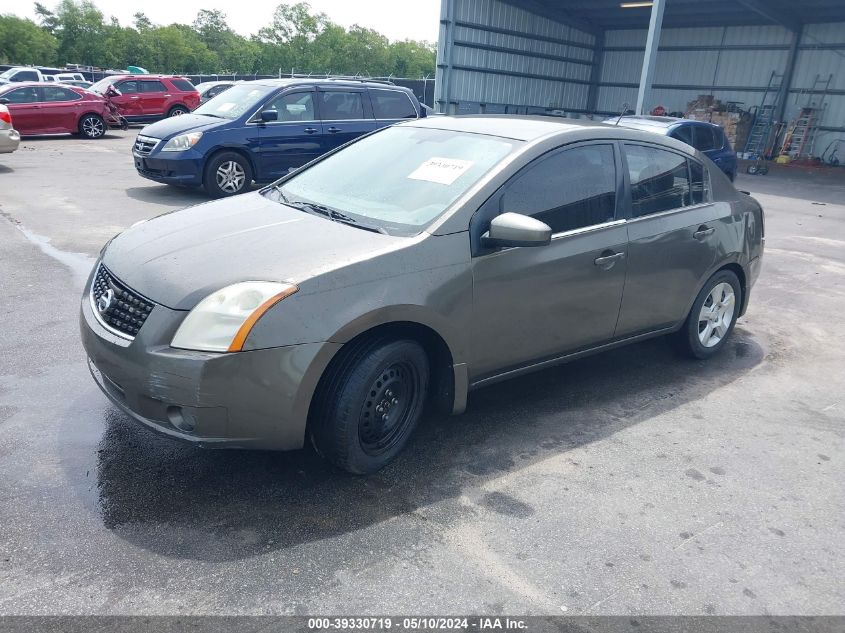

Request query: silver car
[
  {"left": 80, "top": 116, "right": 764, "bottom": 473},
  {"left": 0, "top": 103, "right": 20, "bottom": 154}
]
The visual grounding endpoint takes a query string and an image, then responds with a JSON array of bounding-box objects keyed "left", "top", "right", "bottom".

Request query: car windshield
[
  {"left": 266, "top": 125, "right": 518, "bottom": 236},
  {"left": 0, "top": 69, "right": 18, "bottom": 80},
  {"left": 89, "top": 77, "right": 116, "bottom": 94},
  {"left": 193, "top": 84, "right": 276, "bottom": 120}
]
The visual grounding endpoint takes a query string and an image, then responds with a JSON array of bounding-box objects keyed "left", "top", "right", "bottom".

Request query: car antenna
[{"left": 614, "top": 102, "right": 629, "bottom": 126}]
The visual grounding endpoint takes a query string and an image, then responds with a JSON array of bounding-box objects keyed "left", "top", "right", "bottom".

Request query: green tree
[{"left": 0, "top": 14, "right": 58, "bottom": 65}]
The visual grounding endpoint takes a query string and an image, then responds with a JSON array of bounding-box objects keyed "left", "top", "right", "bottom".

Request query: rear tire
[
  {"left": 310, "top": 338, "right": 429, "bottom": 474},
  {"left": 78, "top": 114, "right": 106, "bottom": 139},
  {"left": 203, "top": 151, "right": 252, "bottom": 198},
  {"left": 168, "top": 105, "right": 189, "bottom": 117},
  {"left": 675, "top": 270, "right": 741, "bottom": 360}
]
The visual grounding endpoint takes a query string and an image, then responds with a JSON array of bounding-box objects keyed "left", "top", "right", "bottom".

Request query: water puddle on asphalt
[{"left": 11, "top": 222, "right": 96, "bottom": 287}]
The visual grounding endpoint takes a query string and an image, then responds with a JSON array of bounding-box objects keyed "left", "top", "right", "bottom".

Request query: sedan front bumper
[{"left": 80, "top": 272, "right": 341, "bottom": 450}]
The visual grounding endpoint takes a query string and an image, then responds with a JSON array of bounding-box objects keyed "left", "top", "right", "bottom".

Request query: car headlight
[
  {"left": 171, "top": 282, "right": 298, "bottom": 352},
  {"left": 161, "top": 132, "right": 203, "bottom": 152}
]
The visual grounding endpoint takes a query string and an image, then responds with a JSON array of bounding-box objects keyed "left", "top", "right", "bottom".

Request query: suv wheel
[
  {"left": 79, "top": 114, "right": 106, "bottom": 139},
  {"left": 203, "top": 152, "right": 252, "bottom": 198},
  {"left": 168, "top": 105, "right": 189, "bottom": 117},
  {"left": 675, "top": 270, "right": 741, "bottom": 359},
  {"left": 310, "top": 338, "right": 429, "bottom": 474}
]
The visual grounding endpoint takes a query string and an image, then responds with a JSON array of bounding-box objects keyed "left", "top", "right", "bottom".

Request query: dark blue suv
[
  {"left": 132, "top": 78, "right": 424, "bottom": 197},
  {"left": 611, "top": 116, "right": 738, "bottom": 181}
]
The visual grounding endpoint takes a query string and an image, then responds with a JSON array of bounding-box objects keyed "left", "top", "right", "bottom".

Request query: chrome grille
[
  {"left": 90, "top": 265, "right": 155, "bottom": 339},
  {"left": 133, "top": 135, "right": 159, "bottom": 156}
]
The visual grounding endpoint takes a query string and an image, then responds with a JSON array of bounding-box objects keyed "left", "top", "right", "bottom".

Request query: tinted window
[
  {"left": 671, "top": 125, "right": 693, "bottom": 146},
  {"left": 693, "top": 126, "right": 717, "bottom": 151},
  {"left": 4, "top": 87, "right": 40, "bottom": 104},
  {"left": 16, "top": 71, "right": 39, "bottom": 82},
  {"left": 43, "top": 86, "right": 81, "bottom": 101},
  {"left": 370, "top": 89, "right": 416, "bottom": 119},
  {"left": 319, "top": 91, "right": 364, "bottom": 120},
  {"left": 625, "top": 144, "right": 691, "bottom": 217},
  {"left": 115, "top": 80, "right": 139, "bottom": 94},
  {"left": 265, "top": 92, "right": 315, "bottom": 121},
  {"left": 140, "top": 80, "right": 167, "bottom": 93},
  {"left": 501, "top": 144, "right": 617, "bottom": 233},
  {"left": 207, "top": 84, "right": 230, "bottom": 98},
  {"left": 689, "top": 159, "right": 711, "bottom": 205},
  {"left": 171, "top": 79, "right": 195, "bottom": 92}
]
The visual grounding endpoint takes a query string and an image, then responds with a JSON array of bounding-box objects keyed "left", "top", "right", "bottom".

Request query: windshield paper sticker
[{"left": 408, "top": 157, "right": 474, "bottom": 185}]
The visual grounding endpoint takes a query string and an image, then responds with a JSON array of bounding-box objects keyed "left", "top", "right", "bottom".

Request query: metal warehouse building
[{"left": 435, "top": 0, "right": 845, "bottom": 159}]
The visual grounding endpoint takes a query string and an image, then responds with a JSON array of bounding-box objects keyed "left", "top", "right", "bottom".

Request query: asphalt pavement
[{"left": 0, "top": 130, "right": 842, "bottom": 615}]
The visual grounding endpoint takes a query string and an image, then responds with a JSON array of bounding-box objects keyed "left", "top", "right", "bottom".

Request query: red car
[
  {"left": 89, "top": 75, "right": 200, "bottom": 123},
  {"left": 0, "top": 82, "right": 112, "bottom": 138}
]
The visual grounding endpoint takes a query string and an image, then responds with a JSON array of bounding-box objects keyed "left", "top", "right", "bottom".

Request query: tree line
[{"left": 0, "top": 0, "right": 437, "bottom": 77}]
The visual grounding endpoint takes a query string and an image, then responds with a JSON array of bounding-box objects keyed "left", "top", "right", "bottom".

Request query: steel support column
[
  {"left": 434, "top": 0, "right": 456, "bottom": 114},
  {"left": 775, "top": 27, "right": 802, "bottom": 123},
  {"left": 587, "top": 31, "right": 605, "bottom": 114},
  {"left": 635, "top": 0, "right": 666, "bottom": 115}
]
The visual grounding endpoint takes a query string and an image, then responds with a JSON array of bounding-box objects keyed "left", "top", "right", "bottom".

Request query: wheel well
[
  {"left": 167, "top": 103, "right": 189, "bottom": 113},
  {"left": 309, "top": 321, "right": 455, "bottom": 423},
  {"left": 718, "top": 263, "right": 747, "bottom": 313},
  {"left": 205, "top": 147, "right": 256, "bottom": 179},
  {"left": 78, "top": 111, "right": 104, "bottom": 124}
]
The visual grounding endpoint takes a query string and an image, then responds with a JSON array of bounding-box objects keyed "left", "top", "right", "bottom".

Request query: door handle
[
  {"left": 130, "top": 96, "right": 140, "bottom": 99},
  {"left": 594, "top": 251, "right": 625, "bottom": 267},
  {"left": 303, "top": 127, "right": 318, "bottom": 134},
  {"left": 694, "top": 226, "right": 716, "bottom": 240},
  {"left": 327, "top": 126, "right": 341, "bottom": 133}
]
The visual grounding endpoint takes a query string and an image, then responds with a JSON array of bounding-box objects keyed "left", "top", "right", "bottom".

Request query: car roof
[
  {"left": 106, "top": 74, "right": 188, "bottom": 80},
  {"left": 244, "top": 77, "right": 412, "bottom": 91},
  {"left": 402, "top": 114, "right": 700, "bottom": 155},
  {"left": 612, "top": 115, "right": 718, "bottom": 132}
]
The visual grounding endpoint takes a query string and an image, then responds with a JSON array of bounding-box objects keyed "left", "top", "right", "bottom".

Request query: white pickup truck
[{"left": 0, "top": 67, "right": 47, "bottom": 84}]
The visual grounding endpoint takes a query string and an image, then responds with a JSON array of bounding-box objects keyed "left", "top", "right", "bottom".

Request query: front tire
[
  {"left": 675, "top": 270, "right": 741, "bottom": 359},
  {"left": 203, "top": 151, "right": 252, "bottom": 198},
  {"left": 310, "top": 338, "right": 429, "bottom": 474},
  {"left": 78, "top": 114, "right": 106, "bottom": 139}
]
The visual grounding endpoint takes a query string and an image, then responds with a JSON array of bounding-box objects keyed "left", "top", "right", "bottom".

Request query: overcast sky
[{"left": 12, "top": 0, "right": 442, "bottom": 42}]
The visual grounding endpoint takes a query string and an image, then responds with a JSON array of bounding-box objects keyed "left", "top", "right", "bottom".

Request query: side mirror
[
  {"left": 481, "top": 212, "right": 552, "bottom": 248},
  {"left": 260, "top": 109, "right": 278, "bottom": 122},
  {"left": 0, "top": 98, "right": 9, "bottom": 105}
]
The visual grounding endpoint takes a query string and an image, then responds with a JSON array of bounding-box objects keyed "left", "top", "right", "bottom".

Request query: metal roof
[{"left": 502, "top": 0, "right": 845, "bottom": 33}]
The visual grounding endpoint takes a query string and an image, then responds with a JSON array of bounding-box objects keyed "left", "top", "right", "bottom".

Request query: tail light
[{"left": 0, "top": 109, "right": 11, "bottom": 125}]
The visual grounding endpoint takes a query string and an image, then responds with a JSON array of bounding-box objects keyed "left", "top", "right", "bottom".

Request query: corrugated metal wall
[
  {"left": 435, "top": 0, "right": 596, "bottom": 114},
  {"left": 597, "top": 22, "right": 845, "bottom": 150},
  {"left": 436, "top": 2, "right": 844, "bottom": 153}
]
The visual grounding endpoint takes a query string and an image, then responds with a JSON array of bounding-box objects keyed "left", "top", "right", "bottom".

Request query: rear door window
[
  {"left": 693, "top": 126, "right": 717, "bottom": 151},
  {"left": 43, "top": 86, "right": 81, "bottom": 102},
  {"left": 15, "top": 71, "right": 40, "bottom": 82},
  {"left": 501, "top": 144, "right": 617, "bottom": 233},
  {"left": 624, "top": 144, "right": 691, "bottom": 217},
  {"left": 140, "top": 80, "right": 167, "bottom": 93},
  {"left": 318, "top": 91, "right": 365, "bottom": 121},
  {"left": 370, "top": 89, "right": 417, "bottom": 119}
]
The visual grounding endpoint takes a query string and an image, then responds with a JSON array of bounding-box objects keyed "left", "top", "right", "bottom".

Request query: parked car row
[{"left": 0, "top": 74, "right": 200, "bottom": 140}]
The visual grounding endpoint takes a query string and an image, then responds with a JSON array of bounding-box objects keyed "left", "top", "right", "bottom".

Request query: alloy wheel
[
  {"left": 215, "top": 161, "right": 246, "bottom": 194},
  {"left": 697, "top": 282, "right": 736, "bottom": 348},
  {"left": 82, "top": 117, "right": 104, "bottom": 138}
]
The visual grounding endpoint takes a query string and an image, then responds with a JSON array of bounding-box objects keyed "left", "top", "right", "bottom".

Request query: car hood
[
  {"left": 139, "top": 113, "right": 226, "bottom": 139},
  {"left": 102, "top": 192, "right": 408, "bottom": 310}
]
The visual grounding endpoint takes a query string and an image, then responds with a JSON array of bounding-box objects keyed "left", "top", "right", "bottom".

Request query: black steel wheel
[{"left": 310, "top": 338, "right": 429, "bottom": 474}]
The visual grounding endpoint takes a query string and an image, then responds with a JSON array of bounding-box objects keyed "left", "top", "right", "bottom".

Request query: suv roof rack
[{"left": 289, "top": 74, "right": 395, "bottom": 86}]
